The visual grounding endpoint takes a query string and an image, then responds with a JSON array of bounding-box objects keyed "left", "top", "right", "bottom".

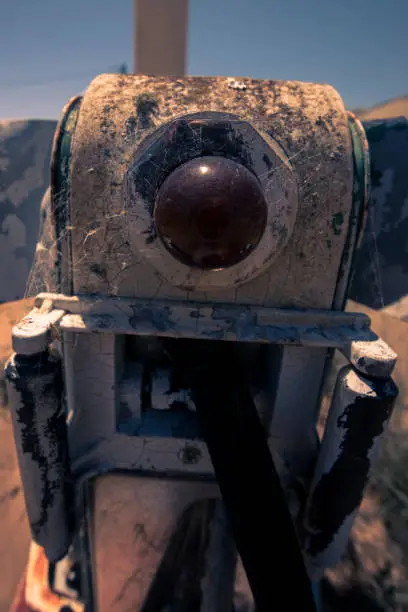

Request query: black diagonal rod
[{"left": 186, "top": 342, "right": 317, "bottom": 612}]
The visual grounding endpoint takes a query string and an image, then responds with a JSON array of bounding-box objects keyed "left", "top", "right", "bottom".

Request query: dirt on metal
[
  {"left": 0, "top": 299, "right": 33, "bottom": 612},
  {"left": 321, "top": 302, "right": 408, "bottom": 611},
  {"left": 0, "top": 298, "right": 408, "bottom": 610}
]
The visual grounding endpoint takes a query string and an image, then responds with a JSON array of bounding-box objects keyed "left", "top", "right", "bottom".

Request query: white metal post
[{"left": 134, "top": 0, "right": 189, "bottom": 76}]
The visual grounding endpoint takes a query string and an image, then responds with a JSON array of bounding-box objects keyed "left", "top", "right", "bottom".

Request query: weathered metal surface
[
  {"left": 5, "top": 350, "right": 74, "bottom": 562},
  {"left": 12, "top": 288, "right": 399, "bottom": 543},
  {"left": 2, "top": 110, "right": 406, "bottom": 318},
  {"left": 61, "top": 330, "right": 272, "bottom": 481},
  {"left": 302, "top": 366, "right": 398, "bottom": 581},
  {"left": 71, "top": 435, "right": 213, "bottom": 479},
  {"left": 22, "top": 115, "right": 408, "bottom": 317},
  {"left": 268, "top": 345, "right": 328, "bottom": 518},
  {"left": 134, "top": 0, "right": 188, "bottom": 76},
  {"left": 91, "top": 474, "right": 223, "bottom": 611},
  {"left": 50, "top": 96, "right": 83, "bottom": 297},
  {"left": 26, "top": 292, "right": 373, "bottom": 348},
  {"left": 64, "top": 74, "right": 353, "bottom": 309},
  {"left": 61, "top": 328, "right": 214, "bottom": 478},
  {"left": 87, "top": 476, "right": 257, "bottom": 611},
  {"left": 0, "top": 120, "right": 57, "bottom": 303},
  {"left": 332, "top": 112, "right": 370, "bottom": 310},
  {"left": 59, "top": 310, "right": 371, "bottom": 347},
  {"left": 12, "top": 305, "right": 64, "bottom": 356},
  {"left": 341, "top": 337, "right": 397, "bottom": 378},
  {"left": 350, "top": 117, "right": 408, "bottom": 309},
  {"left": 8, "top": 73, "right": 401, "bottom": 610},
  {"left": 123, "top": 113, "right": 299, "bottom": 291}
]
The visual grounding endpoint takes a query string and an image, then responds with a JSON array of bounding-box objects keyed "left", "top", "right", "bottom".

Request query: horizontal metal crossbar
[{"left": 31, "top": 292, "right": 372, "bottom": 348}]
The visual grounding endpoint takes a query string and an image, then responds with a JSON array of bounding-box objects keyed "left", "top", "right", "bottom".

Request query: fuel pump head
[{"left": 7, "top": 74, "right": 398, "bottom": 612}]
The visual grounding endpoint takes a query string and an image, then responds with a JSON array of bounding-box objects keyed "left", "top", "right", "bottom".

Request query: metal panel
[
  {"left": 90, "top": 474, "right": 229, "bottom": 612},
  {"left": 66, "top": 74, "right": 354, "bottom": 309},
  {"left": 134, "top": 0, "right": 188, "bottom": 76}
]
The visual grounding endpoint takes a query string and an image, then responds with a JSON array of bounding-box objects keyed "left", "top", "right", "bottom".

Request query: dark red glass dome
[{"left": 154, "top": 156, "right": 267, "bottom": 269}]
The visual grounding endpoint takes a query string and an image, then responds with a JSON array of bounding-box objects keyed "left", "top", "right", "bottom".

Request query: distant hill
[
  {"left": 0, "top": 119, "right": 57, "bottom": 303},
  {"left": 355, "top": 95, "right": 408, "bottom": 120}
]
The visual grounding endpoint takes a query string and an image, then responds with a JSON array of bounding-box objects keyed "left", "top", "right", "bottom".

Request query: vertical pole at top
[{"left": 134, "top": 0, "right": 189, "bottom": 76}]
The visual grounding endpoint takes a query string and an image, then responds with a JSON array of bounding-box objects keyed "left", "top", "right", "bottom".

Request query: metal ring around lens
[{"left": 124, "top": 113, "right": 299, "bottom": 291}]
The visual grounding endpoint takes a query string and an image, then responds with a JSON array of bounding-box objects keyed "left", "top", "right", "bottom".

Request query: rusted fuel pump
[{"left": 6, "top": 74, "right": 398, "bottom": 611}]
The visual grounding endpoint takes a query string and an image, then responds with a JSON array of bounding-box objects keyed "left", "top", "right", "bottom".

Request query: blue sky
[{"left": 1, "top": 0, "right": 407, "bottom": 120}]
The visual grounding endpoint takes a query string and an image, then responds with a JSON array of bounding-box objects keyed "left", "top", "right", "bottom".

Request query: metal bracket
[
  {"left": 22, "top": 291, "right": 374, "bottom": 347},
  {"left": 12, "top": 295, "right": 396, "bottom": 379}
]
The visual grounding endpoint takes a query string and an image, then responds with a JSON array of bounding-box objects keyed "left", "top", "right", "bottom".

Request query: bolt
[{"left": 179, "top": 445, "right": 202, "bottom": 465}]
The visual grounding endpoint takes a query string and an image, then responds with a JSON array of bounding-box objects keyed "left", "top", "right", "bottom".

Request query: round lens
[{"left": 154, "top": 156, "right": 268, "bottom": 269}]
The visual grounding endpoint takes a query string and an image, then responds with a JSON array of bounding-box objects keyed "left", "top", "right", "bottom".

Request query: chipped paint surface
[
  {"left": 28, "top": 292, "right": 373, "bottom": 349},
  {"left": 227, "top": 78, "right": 247, "bottom": 91},
  {"left": 10, "top": 288, "right": 398, "bottom": 598},
  {"left": 5, "top": 351, "right": 73, "bottom": 563},
  {"left": 123, "top": 113, "right": 299, "bottom": 291},
  {"left": 342, "top": 337, "right": 397, "bottom": 378},
  {"left": 59, "top": 309, "right": 371, "bottom": 346},
  {"left": 8, "top": 112, "right": 408, "bottom": 315},
  {"left": 91, "top": 475, "right": 222, "bottom": 612},
  {"left": 303, "top": 366, "right": 398, "bottom": 580},
  {"left": 61, "top": 74, "right": 353, "bottom": 309},
  {"left": 6, "top": 74, "right": 402, "bottom": 608}
]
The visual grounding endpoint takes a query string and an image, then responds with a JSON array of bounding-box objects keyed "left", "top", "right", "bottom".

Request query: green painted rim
[
  {"left": 332, "top": 112, "right": 371, "bottom": 310},
  {"left": 50, "top": 95, "right": 82, "bottom": 292},
  {"left": 348, "top": 111, "right": 371, "bottom": 249},
  {"left": 52, "top": 96, "right": 82, "bottom": 231}
]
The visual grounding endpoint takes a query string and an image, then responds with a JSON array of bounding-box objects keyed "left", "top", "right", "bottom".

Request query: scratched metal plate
[
  {"left": 67, "top": 74, "right": 353, "bottom": 309},
  {"left": 90, "top": 473, "right": 226, "bottom": 612}
]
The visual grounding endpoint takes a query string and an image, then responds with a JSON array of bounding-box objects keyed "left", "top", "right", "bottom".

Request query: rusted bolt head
[{"left": 178, "top": 445, "right": 202, "bottom": 464}]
